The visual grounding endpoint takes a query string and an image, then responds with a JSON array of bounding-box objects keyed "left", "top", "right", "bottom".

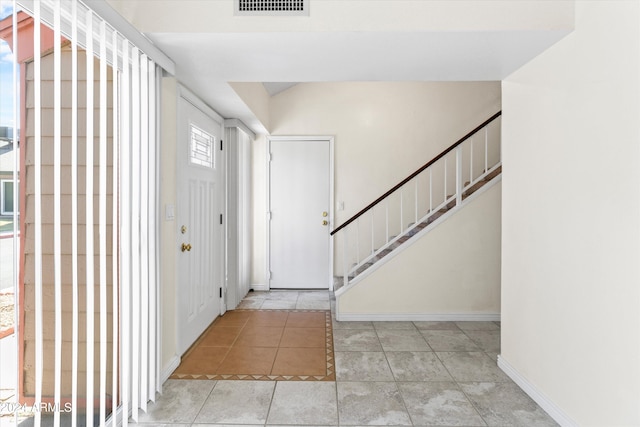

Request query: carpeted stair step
[
  {"left": 397, "top": 235, "right": 411, "bottom": 243},
  {"left": 378, "top": 248, "right": 393, "bottom": 259},
  {"left": 371, "top": 248, "right": 393, "bottom": 262},
  {"left": 406, "top": 220, "right": 429, "bottom": 235},
  {"left": 402, "top": 225, "right": 415, "bottom": 238},
  {"left": 356, "top": 262, "right": 374, "bottom": 275},
  {"left": 463, "top": 166, "right": 502, "bottom": 200},
  {"left": 425, "top": 208, "right": 448, "bottom": 225}
]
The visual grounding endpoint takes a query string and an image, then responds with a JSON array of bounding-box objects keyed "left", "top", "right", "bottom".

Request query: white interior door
[
  {"left": 269, "top": 138, "right": 332, "bottom": 289},
  {"left": 177, "top": 95, "right": 224, "bottom": 355}
]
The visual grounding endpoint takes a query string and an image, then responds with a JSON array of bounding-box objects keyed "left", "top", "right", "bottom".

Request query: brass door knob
[
  {"left": 181, "top": 243, "right": 192, "bottom": 252},
  {"left": 322, "top": 220, "right": 328, "bottom": 226}
]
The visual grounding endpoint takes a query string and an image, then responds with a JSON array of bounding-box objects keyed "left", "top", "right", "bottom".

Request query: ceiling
[
  {"left": 149, "top": 30, "right": 572, "bottom": 82},
  {"left": 145, "top": 29, "right": 569, "bottom": 134},
  {"left": 99, "top": 0, "right": 573, "bottom": 135}
]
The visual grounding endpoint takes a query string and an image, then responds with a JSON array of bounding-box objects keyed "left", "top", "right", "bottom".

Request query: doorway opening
[{"left": 267, "top": 137, "right": 334, "bottom": 290}]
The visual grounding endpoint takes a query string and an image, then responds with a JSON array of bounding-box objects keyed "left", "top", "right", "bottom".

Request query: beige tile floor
[
  {"left": 135, "top": 290, "right": 558, "bottom": 427},
  {"left": 0, "top": 290, "right": 557, "bottom": 426}
]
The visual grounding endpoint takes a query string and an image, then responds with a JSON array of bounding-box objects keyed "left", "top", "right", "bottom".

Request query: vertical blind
[{"left": 10, "top": 0, "right": 165, "bottom": 425}]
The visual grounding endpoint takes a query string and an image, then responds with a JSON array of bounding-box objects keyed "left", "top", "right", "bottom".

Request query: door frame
[
  {"left": 223, "top": 120, "right": 255, "bottom": 310},
  {"left": 266, "top": 136, "right": 335, "bottom": 291},
  {"left": 175, "top": 84, "right": 226, "bottom": 356}
]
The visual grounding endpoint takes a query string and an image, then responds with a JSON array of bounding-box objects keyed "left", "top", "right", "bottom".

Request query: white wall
[
  {"left": 501, "top": 1, "right": 640, "bottom": 425},
  {"left": 160, "top": 77, "right": 179, "bottom": 377},
  {"left": 250, "top": 134, "right": 268, "bottom": 289},
  {"left": 250, "top": 82, "right": 501, "bottom": 287},
  {"left": 228, "top": 83, "right": 271, "bottom": 132},
  {"left": 338, "top": 181, "right": 501, "bottom": 319}
]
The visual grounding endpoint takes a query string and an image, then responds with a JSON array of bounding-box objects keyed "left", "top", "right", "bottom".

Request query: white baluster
[
  {"left": 400, "top": 187, "right": 404, "bottom": 231},
  {"left": 470, "top": 138, "right": 474, "bottom": 185},
  {"left": 343, "top": 230, "right": 348, "bottom": 287},
  {"left": 414, "top": 179, "right": 418, "bottom": 224},
  {"left": 444, "top": 157, "right": 448, "bottom": 201},
  {"left": 371, "top": 210, "right": 375, "bottom": 255},
  {"left": 484, "top": 127, "right": 489, "bottom": 174},
  {"left": 356, "top": 217, "right": 360, "bottom": 264},
  {"left": 456, "top": 146, "right": 463, "bottom": 206},
  {"left": 385, "top": 199, "right": 389, "bottom": 244},
  {"left": 429, "top": 168, "right": 433, "bottom": 212}
]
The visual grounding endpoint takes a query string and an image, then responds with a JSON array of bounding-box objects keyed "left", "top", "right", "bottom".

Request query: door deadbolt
[
  {"left": 181, "top": 225, "right": 187, "bottom": 234},
  {"left": 322, "top": 211, "right": 328, "bottom": 217}
]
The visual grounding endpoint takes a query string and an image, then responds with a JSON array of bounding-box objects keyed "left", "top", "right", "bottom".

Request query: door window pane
[{"left": 190, "top": 124, "right": 214, "bottom": 168}]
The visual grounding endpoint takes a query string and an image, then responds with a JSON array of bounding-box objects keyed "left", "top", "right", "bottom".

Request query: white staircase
[{"left": 331, "top": 112, "right": 502, "bottom": 292}]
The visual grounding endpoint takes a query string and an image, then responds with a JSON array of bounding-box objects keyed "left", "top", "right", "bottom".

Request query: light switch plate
[{"left": 165, "top": 204, "right": 175, "bottom": 221}]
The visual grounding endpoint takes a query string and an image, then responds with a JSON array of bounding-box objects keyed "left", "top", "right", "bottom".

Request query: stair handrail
[{"left": 330, "top": 111, "right": 502, "bottom": 236}]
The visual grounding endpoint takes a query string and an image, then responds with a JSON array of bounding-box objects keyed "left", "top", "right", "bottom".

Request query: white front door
[
  {"left": 177, "top": 95, "right": 224, "bottom": 355},
  {"left": 269, "top": 138, "right": 332, "bottom": 289}
]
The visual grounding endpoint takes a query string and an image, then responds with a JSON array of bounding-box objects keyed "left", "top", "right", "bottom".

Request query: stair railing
[{"left": 331, "top": 111, "right": 502, "bottom": 290}]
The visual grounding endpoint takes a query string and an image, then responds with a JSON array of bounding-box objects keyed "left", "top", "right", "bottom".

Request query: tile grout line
[
  {"left": 214, "top": 313, "right": 249, "bottom": 378},
  {"left": 432, "top": 349, "right": 489, "bottom": 427},
  {"left": 263, "top": 379, "right": 279, "bottom": 426},
  {"left": 383, "top": 331, "right": 417, "bottom": 427},
  {"left": 333, "top": 378, "right": 340, "bottom": 426},
  {"left": 330, "top": 293, "right": 341, "bottom": 427},
  {"left": 387, "top": 322, "right": 428, "bottom": 426},
  {"left": 189, "top": 378, "right": 219, "bottom": 426},
  {"left": 267, "top": 311, "right": 288, "bottom": 377}
]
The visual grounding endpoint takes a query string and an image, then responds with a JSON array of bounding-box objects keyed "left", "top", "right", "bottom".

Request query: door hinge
[
  {"left": 269, "top": 152, "right": 273, "bottom": 162},
  {"left": 268, "top": 271, "right": 272, "bottom": 280},
  {"left": 220, "top": 213, "right": 223, "bottom": 224},
  {"left": 267, "top": 211, "right": 272, "bottom": 220},
  {"left": 220, "top": 139, "right": 223, "bottom": 151},
  {"left": 219, "top": 288, "right": 222, "bottom": 298}
]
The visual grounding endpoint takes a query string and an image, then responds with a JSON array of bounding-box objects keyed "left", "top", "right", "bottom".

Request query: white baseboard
[
  {"left": 335, "top": 312, "right": 500, "bottom": 322},
  {"left": 160, "top": 355, "right": 181, "bottom": 384},
  {"left": 497, "top": 355, "right": 578, "bottom": 427},
  {"left": 106, "top": 356, "right": 180, "bottom": 426},
  {"left": 251, "top": 283, "right": 269, "bottom": 291}
]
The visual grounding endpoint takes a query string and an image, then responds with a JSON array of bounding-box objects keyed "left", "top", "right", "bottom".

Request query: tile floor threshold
[{"left": 170, "top": 309, "right": 335, "bottom": 381}]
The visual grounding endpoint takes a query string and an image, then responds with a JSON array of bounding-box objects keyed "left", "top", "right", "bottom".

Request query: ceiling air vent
[{"left": 235, "top": 0, "right": 309, "bottom": 16}]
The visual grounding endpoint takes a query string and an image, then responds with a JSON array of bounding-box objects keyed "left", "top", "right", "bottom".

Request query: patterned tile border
[{"left": 170, "top": 309, "right": 335, "bottom": 381}]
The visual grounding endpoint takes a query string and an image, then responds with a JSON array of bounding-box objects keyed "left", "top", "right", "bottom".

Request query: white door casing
[
  {"left": 225, "top": 124, "right": 253, "bottom": 309},
  {"left": 268, "top": 137, "right": 333, "bottom": 289},
  {"left": 177, "top": 92, "right": 224, "bottom": 355}
]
